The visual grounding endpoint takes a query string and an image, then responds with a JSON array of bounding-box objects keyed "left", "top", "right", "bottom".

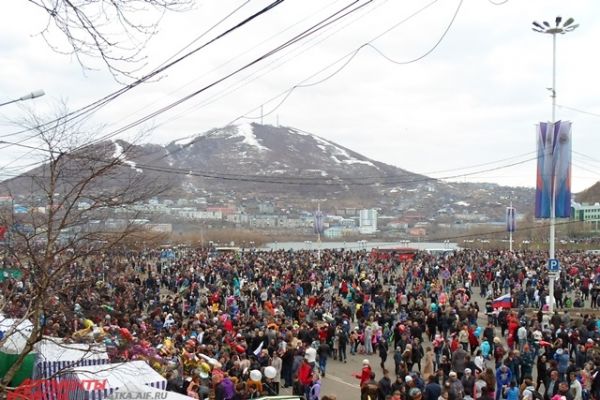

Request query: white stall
[
  {"left": 64, "top": 360, "right": 167, "bottom": 400},
  {"left": 33, "top": 338, "right": 110, "bottom": 379}
]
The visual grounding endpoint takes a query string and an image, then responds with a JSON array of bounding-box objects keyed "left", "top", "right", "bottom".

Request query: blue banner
[
  {"left": 506, "top": 207, "right": 516, "bottom": 233},
  {"left": 535, "top": 121, "right": 572, "bottom": 218},
  {"left": 314, "top": 211, "right": 324, "bottom": 234}
]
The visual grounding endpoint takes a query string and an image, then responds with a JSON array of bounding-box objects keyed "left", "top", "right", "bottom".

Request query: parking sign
[{"left": 548, "top": 258, "right": 560, "bottom": 272}]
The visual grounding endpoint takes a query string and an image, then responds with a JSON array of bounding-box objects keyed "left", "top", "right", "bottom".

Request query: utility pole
[{"left": 532, "top": 17, "right": 578, "bottom": 314}]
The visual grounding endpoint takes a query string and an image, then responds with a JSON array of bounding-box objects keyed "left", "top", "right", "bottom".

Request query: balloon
[
  {"left": 199, "top": 354, "right": 220, "bottom": 368},
  {"left": 83, "top": 319, "right": 94, "bottom": 329},
  {"left": 200, "top": 362, "right": 211, "bottom": 372},
  {"left": 249, "top": 370, "right": 262, "bottom": 382},
  {"left": 264, "top": 366, "right": 277, "bottom": 379},
  {"left": 73, "top": 327, "right": 92, "bottom": 339},
  {"left": 102, "top": 304, "right": 115, "bottom": 313},
  {"left": 119, "top": 328, "right": 133, "bottom": 341}
]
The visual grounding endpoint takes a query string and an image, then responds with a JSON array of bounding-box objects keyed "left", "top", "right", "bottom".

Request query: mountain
[
  {"left": 154, "top": 123, "right": 425, "bottom": 197},
  {"left": 1, "top": 123, "right": 535, "bottom": 217},
  {"left": 576, "top": 181, "right": 600, "bottom": 203}
]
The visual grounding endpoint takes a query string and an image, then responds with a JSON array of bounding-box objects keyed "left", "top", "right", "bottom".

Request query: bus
[{"left": 370, "top": 247, "right": 418, "bottom": 262}]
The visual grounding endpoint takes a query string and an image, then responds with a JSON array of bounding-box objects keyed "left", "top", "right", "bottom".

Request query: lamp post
[
  {"left": 532, "top": 17, "right": 578, "bottom": 314},
  {"left": 0, "top": 90, "right": 45, "bottom": 108}
]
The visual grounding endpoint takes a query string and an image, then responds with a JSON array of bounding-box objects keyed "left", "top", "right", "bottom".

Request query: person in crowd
[
  {"left": 424, "top": 373, "right": 442, "bottom": 400},
  {"left": 361, "top": 371, "right": 380, "bottom": 400},
  {"left": 1, "top": 246, "right": 599, "bottom": 400}
]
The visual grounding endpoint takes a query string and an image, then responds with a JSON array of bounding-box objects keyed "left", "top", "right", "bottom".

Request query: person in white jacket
[
  {"left": 569, "top": 371, "right": 583, "bottom": 400},
  {"left": 517, "top": 325, "right": 528, "bottom": 352}
]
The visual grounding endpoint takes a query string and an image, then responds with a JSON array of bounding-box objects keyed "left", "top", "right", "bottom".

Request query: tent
[
  {"left": 31, "top": 338, "right": 110, "bottom": 399},
  {"left": 33, "top": 338, "right": 110, "bottom": 380},
  {"left": 112, "top": 380, "right": 194, "bottom": 400},
  {"left": 64, "top": 360, "right": 167, "bottom": 400},
  {"left": 0, "top": 317, "right": 36, "bottom": 386}
]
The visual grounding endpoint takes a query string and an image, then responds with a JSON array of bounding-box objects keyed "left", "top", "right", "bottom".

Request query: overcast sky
[{"left": 1, "top": 0, "right": 598, "bottom": 192}]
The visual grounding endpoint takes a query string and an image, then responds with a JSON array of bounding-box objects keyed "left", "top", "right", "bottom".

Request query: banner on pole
[
  {"left": 314, "top": 211, "right": 324, "bottom": 234},
  {"left": 506, "top": 207, "right": 516, "bottom": 233},
  {"left": 535, "top": 121, "right": 572, "bottom": 218}
]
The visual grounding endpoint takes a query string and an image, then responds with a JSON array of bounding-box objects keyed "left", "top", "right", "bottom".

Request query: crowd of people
[{"left": 2, "top": 246, "right": 600, "bottom": 400}]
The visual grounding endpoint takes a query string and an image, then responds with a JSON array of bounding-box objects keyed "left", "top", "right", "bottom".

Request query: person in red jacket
[
  {"left": 297, "top": 357, "right": 314, "bottom": 398},
  {"left": 354, "top": 359, "right": 373, "bottom": 387}
]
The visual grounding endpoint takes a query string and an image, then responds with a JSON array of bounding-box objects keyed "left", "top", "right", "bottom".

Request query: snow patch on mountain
[
  {"left": 312, "top": 135, "right": 376, "bottom": 167},
  {"left": 173, "top": 134, "right": 196, "bottom": 146},
  {"left": 236, "top": 123, "right": 269, "bottom": 151},
  {"left": 112, "top": 141, "right": 143, "bottom": 173},
  {"left": 179, "top": 123, "right": 268, "bottom": 152}
]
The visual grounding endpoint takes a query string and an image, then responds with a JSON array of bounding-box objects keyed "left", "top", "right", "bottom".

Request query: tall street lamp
[
  {"left": 532, "top": 17, "right": 578, "bottom": 314},
  {"left": 0, "top": 90, "right": 46, "bottom": 108}
]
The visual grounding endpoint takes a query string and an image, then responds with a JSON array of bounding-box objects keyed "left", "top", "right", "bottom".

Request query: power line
[
  {"left": 67, "top": 0, "right": 375, "bottom": 152},
  {"left": 109, "top": 153, "right": 538, "bottom": 187},
  {"left": 574, "top": 150, "right": 600, "bottom": 164},
  {"left": 126, "top": 0, "right": 446, "bottom": 161},
  {"left": 241, "top": 0, "right": 460, "bottom": 120},
  {"left": 572, "top": 162, "right": 600, "bottom": 176},
  {"left": 557, "top": 104, "right": 600, "bottom": 119},
  {"left": 1, "top": 0, "right": 459, "bottom": 174},
  {"left": 155, "top": 0, "right": 253, "bottom": 70},
  {"left": 149, "top": 0, "right": 389, "bottom": 130},
  {"left": 0, "top": 133, "right": 537, "bottom": 186},
  {"left": 427, "top": 218, "right": 592, "bottom": 243},
  {"left": 0, "top": 0, "right": 287, "bottom": 141},
  {"left": 111, "top": 0, "right": 349, "bottom": 131},
  {"left": 0, "top": 129, "right": 540, "bottom": 191}
]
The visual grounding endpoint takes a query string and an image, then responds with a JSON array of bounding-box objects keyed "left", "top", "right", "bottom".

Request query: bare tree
[
  {"left": 0, "top": 105, "right": 169, "bottom": 389},
  {"left": 25, "top": 0, "right": 192, "bottom": 80}
]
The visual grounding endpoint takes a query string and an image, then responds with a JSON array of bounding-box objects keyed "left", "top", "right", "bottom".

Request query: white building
[{"left": 359, "top": 208, "right": 378, "bottom": 234}]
